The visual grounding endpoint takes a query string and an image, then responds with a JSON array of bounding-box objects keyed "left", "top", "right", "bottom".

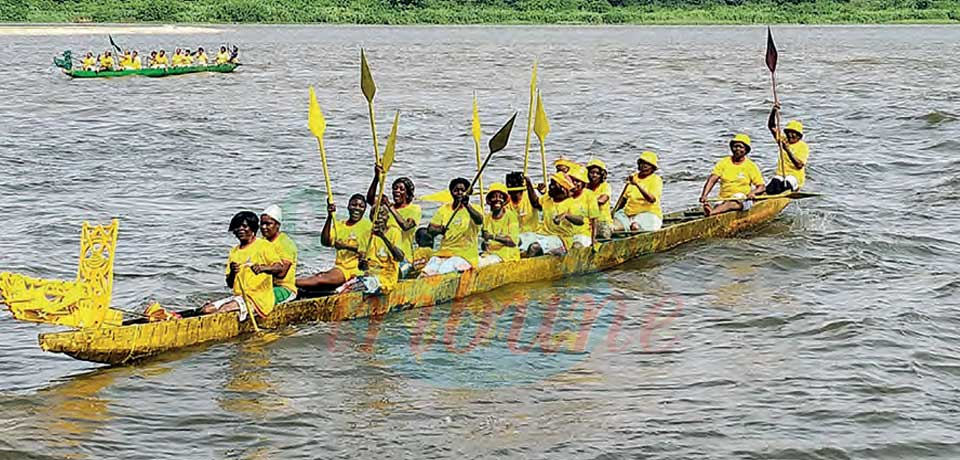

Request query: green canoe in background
[{"left": 54, "top": 50, "right": 239, "bottom": 79}]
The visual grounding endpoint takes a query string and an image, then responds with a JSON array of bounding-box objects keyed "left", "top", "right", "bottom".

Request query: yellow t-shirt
[
  {"left": 387, "top": 203, "right": 421, "bottom": 261},
  {"left": 590, "top": 182, "right": 613, "bottom": 224},
  {"left": 172, "top": 54, "right": 182, "bottom": 66},
  {"left": 196, "top": 53, "right": 209, "bottom": 65},
  {"left": 483, "top": 210, "right": 520, "bottom": 262},
  {"left": 155, "top": 55, "right": 169, "bottom": 66},
  {"left": 131, "top": 57, "right": 142, "bottom": 69},
  {"left": 430, "top": 203, "right": 483, "bottom": 267},
  {"left": 216, "top": 51, "right": 230, "bottom": 64},
  {"left": 100, "top": 56, "right": 114, "bottom": 68},
  {"left": 507, "top": 191, "right": 539, "bottom": 233},
  {"left": 266, "top": 232, "right": 298, "bottom": 295},
  {"left": 776, "top": 138, "right": 810, "bottom": 188},
  {"left": 366, "top": 226, "right": 402, "bottom": 292},
  {"left": 538, "top": 196, "right": 577, "bottom": 246},
  {"left": 82, "top": 57, "right": 96, "bottom": 70},
  {"left": 711, "top": 157, "right": 764, "bottom": 200},
  {"left": 624, "top": 173, "right": 664, "bottom": 219},
  {"left": 183, "top": 54, "right": 194, "bottom": 66},
  {"left": 225, "top": 238, "right": 282, "bottom": 317},
  {"left": 333, "top": 218, "right": 372, "bottom": 279},
  {"left": 119, "top": 57, "right": 132, "bottom": 69},
  {"left": 567, "top": 189, "right": 600, "bottom": 239}
]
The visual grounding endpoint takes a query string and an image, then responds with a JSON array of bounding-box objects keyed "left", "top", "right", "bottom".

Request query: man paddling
[
  {"left": 479, "top": 182, "right": 520, "bottom": 267},
  {"left": 421, "top": 178, "right": 484, "bottom": 276},
  {"left": 259, "top": 205, "right": 297, "bottom": 305},
  {"left": 613, "top": 151, "right": 664, "bottom": 232},
  {"left": 202, "top": 211, "right": 284, "bottom": 318},
  {"left": 765, "top": 103, "right": 810, "bottom": 194},
  {"left": 699, "top": 134, "right": 765, "bottom": 216},
  {"left": 296, "top": 194, "right": 371, "bottom": 293}
]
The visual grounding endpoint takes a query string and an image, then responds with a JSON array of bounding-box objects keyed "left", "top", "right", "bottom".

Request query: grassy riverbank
[{"left": 2, "top": 0, "right": 959, "bottom": 24}]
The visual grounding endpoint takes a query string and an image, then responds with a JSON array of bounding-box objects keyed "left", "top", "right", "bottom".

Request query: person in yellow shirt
[
  {"left": 699, "top": 134, "right": 765, "bottom": 216},
  {"left": 522, "top": 172, "right": 581, "bottom": 256},
  {"left": 183, "top": 49, "right": 195, "bottom": 66},
  {"left": 259, "top": 205, "right": 297, "bottom": 305},
  {"left": 119, "top": 50, "right": 132, "bottom": 69},
  {"left": 195, "top": 47, "right": 209, "bottom": 65},
  {"left": 586, "top": 159, "right": 613, "bottom": 240},
  {"left": 566, "top": 165, "right": 600, "bottom": 248},
  {"left": 98, "top": 51, "right": 115, "bottom": 71},
  {"left": 421, "top": 177, "right": 484, "bottom": 276},
  {"left": 479, "top": 183, "right": 520, "bottom": 267},
  {"left": 366, "top": 165, "right": 421, "bottom": 277},
  {"left": 216, "top": 46, "right": 230, "bottom": 65},
  {"left": 765, "top": 103, "right": 810, "bottom": 194},
  {"left": 337, "top": 207, "right": 405, "bottom": 294},
  {"left": 613, "top": 151, "right": 664, "bottom": 232},
  {"left": 296, "top": 194, "right": 371, "bottom": 293},
  {"left": 505, "top": 171, "right": 539, "bottom": 234},
  {"left": 154, "top": 50, "right": 169, "bottom": 68},
  {"left": 81, "top": 52, "right": 96, "bottom": 71},
  {"left": 130, "top": 50, "right": 142, "bottom": 69},
  {"left": 201, "top": 211, "right": 285, "bottom": 318},
  {"left": 172, "top": 48, "right": 185, "bottom": 67}
]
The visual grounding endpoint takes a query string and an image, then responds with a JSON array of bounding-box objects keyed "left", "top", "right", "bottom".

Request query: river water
[{"left": 1, "top": 25, "right": 958, "bottom": 459}]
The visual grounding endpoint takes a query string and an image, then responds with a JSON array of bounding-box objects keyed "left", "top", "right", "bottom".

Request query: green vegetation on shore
[{"left": 2, "top": 0, "right": 959, "bottom": 24}]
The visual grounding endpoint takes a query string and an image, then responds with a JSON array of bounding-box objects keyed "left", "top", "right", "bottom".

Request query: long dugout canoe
[
  {"left": 38, "top": 198, "right": 791, "bottom": 365},
  {"left": 63, "top": 63, "right": 239, "bottom": 79}
]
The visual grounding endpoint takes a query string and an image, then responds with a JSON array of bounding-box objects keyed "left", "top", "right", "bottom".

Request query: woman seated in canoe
[
  {"left": 195, "top": 47, "right": 209, "bottom": 65},
  {"left": 420, "top": 177, "right": 484, "bottom": 276},
  {"left": 295, "top": 194, "right": 371, "bottom": 293},
  {"left": 765, "top": 103, "right": 810, "bottom": 194},
  {"left": 566, "top": 164, "right": 600, "bottom": 247},
  {"left": 130, "top": 50, "right": 142, "bottom": 70},
  {"left": 699, "top": 134, "right": 765, "bottom": 216},
  {"left": 612, "top": 151, "right": 663, "bottom": 232},
  {"left": 216, "top": 46, "right": 231, "bottom": 65},
  {"left": 337, "top": 206, "right": 405, "bottom": 295},
  {"left": 119, "top": 50, "right": 132, "bottom": 69},
  {"left": 505, "top": 171, "right": 540, "bottom": 234},
  {"left": 182, "top": 49, "right": 195, "bottom": 66},
  {"left": 586, "top": 159, "right": 614, "bottom": 240},
  {"left": 81, "top": 52, "right": 96, "bottom": 71},
  {"left": 172, "top": 48, "right": 185, "bottom": 67},
  {"left": 201, "top": 211, "right": 286, "bottom": 318},
  {"left": 151, "top": 50, "right": 169, "bottom": 68},
  {"left": 479, "top": 182, "right": 520, "bottom": 268},
  {"left": 521, "top": 172, "right": 580, "bottom": 257},
  {"left": 98, "top": 51, "right": 115, "bottom": 71},
  {"left": 367, "top": 164, "right": 421, "bottom": 278}
]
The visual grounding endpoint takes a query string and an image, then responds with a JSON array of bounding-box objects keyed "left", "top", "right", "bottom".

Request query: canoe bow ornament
[
  {"left": 0, "top": 220, "right": 122, "bottom": 329},
  {"left": 53, "top": 50, "right": 73, "bottom": 71}
]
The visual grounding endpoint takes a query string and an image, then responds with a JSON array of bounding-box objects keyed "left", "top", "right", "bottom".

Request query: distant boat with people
[{"left": 53, "top": 38, "right": 241, "bottom": 79}]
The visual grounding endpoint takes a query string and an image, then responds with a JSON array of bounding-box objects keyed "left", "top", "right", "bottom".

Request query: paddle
[
  {"left": 308, "top": 86, "right": 334, "bottom": 205},
  {"left": 443, "top": 112, "right": 518, "bottom": 231},
  {"left": 522, "top": 59, "right": 537, "bottom": 176},
  {"left": 234, "top": 263, "right": 260, "bottom": 333},
  {"left": 533, "top": 89, "right": 550, "bottom": 187},
  {"left": 766, "top": 27, "right": 786, "bottom": 179},
  {"left": 366, "top": 110, "right": 401, "bottom": 250},
  {"left": 360, "top": 49, "right": 382, "bottom": 166},
  {"left": 472, "top": 93, "right": 484, "bottom": 196}
]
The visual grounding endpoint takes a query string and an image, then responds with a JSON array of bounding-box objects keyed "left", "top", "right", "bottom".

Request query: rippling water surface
[{"left": 1, "top": 25, "right": 959, "bottom": 459}]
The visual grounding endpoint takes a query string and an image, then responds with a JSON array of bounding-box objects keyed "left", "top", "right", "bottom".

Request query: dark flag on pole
[
  {"left": 108, "top": 34, "right": 123, "bottom": 54},
  {"left": 765, "top": 27, "right": 778, "bottom": 73}
]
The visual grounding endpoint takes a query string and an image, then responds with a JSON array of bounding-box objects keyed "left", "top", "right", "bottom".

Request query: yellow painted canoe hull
[{"left": 39, "top": 199, "right": 790, "bottom": 365}]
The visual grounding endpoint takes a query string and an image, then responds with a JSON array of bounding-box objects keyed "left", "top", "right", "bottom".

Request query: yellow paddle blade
[
  {"left": 421, "top": 189, "right": 453, "bottom": 203},
  {"left": 360, "top": 49, "right": 376, "bottom": 103},
  {"left": 534, "top": 90, "right": 550, "bottom": 141},
  {"left": 471, "top": 92, "right": 481, "bottom": 144},
  {"left": 382, "top": 110, "right": 400, "bottom": 173},
  {"left": 307, "top": 86, "right": 326, "bottom": 139}
]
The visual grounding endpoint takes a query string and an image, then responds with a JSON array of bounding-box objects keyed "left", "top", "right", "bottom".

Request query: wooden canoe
[
  {"left": 63, "top": 63, "right": 239, "bottom": 79},
  {"left": 37, "top": 198, "right": 791, "bottom": 365}
]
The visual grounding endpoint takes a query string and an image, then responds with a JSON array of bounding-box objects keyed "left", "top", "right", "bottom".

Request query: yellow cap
[
  {"left": 638, "top": 151, "right": 659, "bottom": 169},
  {"left": 567, "top": 165, "right": 588, "bottom": 183},
  {"left": 485, "top": 182, "right": 508, "bottom": 198},
  {"left": 550, "top": 172, "right": 574, "bottom": 190},
  {"left": 586, "top": 159, "right": 607, "bottom": 171},
  {"left": 785, "top": 120, "right": 804, "bottom": 136},
  {"left": 729, "top": 134, "right": 752, "bottom": 152}
]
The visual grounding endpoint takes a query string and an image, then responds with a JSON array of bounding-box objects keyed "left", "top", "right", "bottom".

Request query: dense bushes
[{"left": 1, "top": 0, "right": 959, "bottom": 23}]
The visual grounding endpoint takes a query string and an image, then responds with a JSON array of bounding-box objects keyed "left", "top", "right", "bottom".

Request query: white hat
[{"left": 261, "top": 204, "right": 282, "bottom": 224}]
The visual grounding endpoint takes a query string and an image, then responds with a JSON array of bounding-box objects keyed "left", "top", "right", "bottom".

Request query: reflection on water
[
  {"left": 218, "top": 331, "right": 288, "bottom": 418},
  {"left": 41, "top": 369, "right": 121, "bottom": 458}
]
